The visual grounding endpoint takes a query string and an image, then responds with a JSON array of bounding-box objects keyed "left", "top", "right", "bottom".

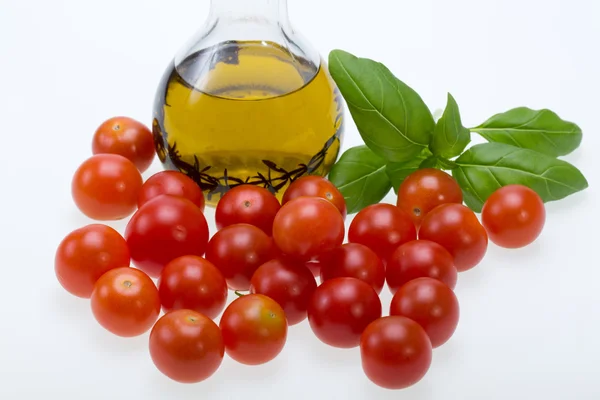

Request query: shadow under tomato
[
  {"left": 146, "top": 341, "right": 289, "bottom": 398},
  {"left": 356, "top": 373, "right": 435, "bottom": 400},
  {"left": 293, "top": 319, "right": 362, "bottom": 368}
]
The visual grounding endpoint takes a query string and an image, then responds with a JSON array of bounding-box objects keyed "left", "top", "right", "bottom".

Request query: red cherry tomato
[
  {"left": 397, "top": 168, "right": 463, "bottom": 227},
  {"left": 92, "top": 116, "right": 156, "bottom": 173},
  {"left": 308, "top": 277, "right": 382, "bottom": 348},
  {"left": 360, "top": 316, "right": 432, "bottom": 389},
  {"left": 481, "top": 184, "right": 546, "bottom": 248},
  {"left": 138, "top": 170, "right": 205, "bottom": 212},
  {"left": 419, "top": 203, "right": 488, "bottom": 272},
  {"left": 149, "top": 309, "right": 224, "bottom": 383},
  {"left": 319, "top": 243, "right": 385, "bottom": 294},
  {"left": 273, "top": 197, "right": 345, "bottom": 261},
  {"left": 386, "top": 240, "right": 457, "bottom": 294},
  {"left": 55, "top": 224, "right": 130, "bottom": 298},
  {"left": 282, "top": 176, "right": 347, "bottom": 218},
  {"left": 390, "top": 278, "right": 459, "bottom": 348},
  {"left": 348, "top": 203, "right": 416, "bottom": 262},
  {"left": 125, "top": 195, "right": 210, "bottom": 278},
  {"left": 72, "top": 154, "right": 143, "bottom": 220},
  {"left": 205, "top": 224, "right": 277, "bottom": 291},
  {"left": 219, "top": 294, "right": 288, "bottom": 365},
  {"left": 157, "top": 256, "right": 228, "bottom": 320},
  {"left": 249, "top": 259, "right": 317, "bottom": 325},
  {"left": 215, "top": 185, "right": 281, "bottom": 236},
  {"left": 90, "top": 267, "right": 160, "bottom": 337}
]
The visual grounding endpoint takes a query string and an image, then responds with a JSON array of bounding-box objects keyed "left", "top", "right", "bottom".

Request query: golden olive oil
[{"left": 152, "top": 40, "right": 344, "bottom": 205}]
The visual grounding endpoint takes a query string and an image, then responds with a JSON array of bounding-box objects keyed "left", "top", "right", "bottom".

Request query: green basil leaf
[
  {"left": 419, "top": 156, "right": 439, "bottom": 169},
  {"left": 471, "top": 107, "right": 582, "bottom": 157},
  {"left": 437, "top": 157, "right": 458, "bottom": 170},
  {"left": 417, "top": 155, "right": 458, "bottom": 170},
  {"left": 329, "top": 146, "right": 392, "bottom": 214},
  {"left": 430, "top": 93, "right": 470, "bottom": 158},
  {"left": 386, "top": 148, "right": 431, "bottom": 194},
  {"left": 453, "top": 142, "right": 588, "bottom": 212},
  {"left": 328, "top": 49, "right": 434, "bottom": 162}
]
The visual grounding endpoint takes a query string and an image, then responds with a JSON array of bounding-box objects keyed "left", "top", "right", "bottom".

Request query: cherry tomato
[
  {"left": 90, "top": 267, "right": 160, "bottom": 337},
  {"left": 138, "top": 170, "right": 205, "bottom": 212},
  {"left": 386, "top": 240, "right": 457, "bottom": 294},
  {"left": 125, "top": 195, "right": 209, "bottom": 278},
  {"left": 158, "top": 256, "right": 228, "bottom": 320},
  {"left": 219, "top": 294, "right": 287, "bottom": 365},
  {"left": 205, "top": 224, "right": 277, "bottom": 291},
  {"left": 481, "top": 184, "right": 546, "bottom": 248},
  {"left": 72, "top": 154, "right": 143, "bottom": 220},
  {"left": 360, "top": 316, "right": 432, "bottom": 389},
  {"left": 308, "top": 277, "right": 382, "bottom": 348},
  {"left": 55, "top": 224, "right": 130, "bottom": 298},
  {"left": 390, "top": 277, "right": 459, "bottom": 348},
  {"left": 419, "top": 203, "right": 488, "bottom": 272},
  {"left": 348, "top": 203, "right": 416, "bottom": 262},
  {"left": 282, "top": 176, "right": 347, "bottom": 218},
  {"left": 149, "top": 309, "right": 224, "bottom": 383},
  {"left": 215, "top": 185, "right": 281, "bottom": 236},
  {"left": 397, "top": 168, "right": 463, "bottom": 227},
  {"left": 319, "top": 243, "right": 385, "bottom": 294},
  {"left": 249, "top": 258, "right": 317, "bottom": 325},
  {"left": 92, "top": 116, "right": 156, "bottom": 173},
  {"left": 273, "top": 197, "right": 345, "bottom": 261}
]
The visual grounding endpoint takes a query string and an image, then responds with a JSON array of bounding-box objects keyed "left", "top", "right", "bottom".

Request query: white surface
[{"left": 0, "top": 0, "right": 598, "bottom": 399}]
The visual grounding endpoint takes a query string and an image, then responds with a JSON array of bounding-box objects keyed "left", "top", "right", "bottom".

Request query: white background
[{"left": 1, "top": 0, "right": 599, "bottom": 399}]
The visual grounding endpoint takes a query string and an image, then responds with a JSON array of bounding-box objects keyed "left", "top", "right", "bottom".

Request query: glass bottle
[{"left": 152, "top": 0, "right": 344, "bottom": 205}]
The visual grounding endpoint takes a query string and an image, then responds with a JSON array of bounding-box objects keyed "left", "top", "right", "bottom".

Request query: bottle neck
[{"left": 209, "top": 0, "right": 288, "bottom": 24}]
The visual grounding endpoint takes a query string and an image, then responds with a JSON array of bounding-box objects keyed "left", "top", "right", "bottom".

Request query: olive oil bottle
[{"left": 152, "top": 1, "right": 344, "bottom": 205}]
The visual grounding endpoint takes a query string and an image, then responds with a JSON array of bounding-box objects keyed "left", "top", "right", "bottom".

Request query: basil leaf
[
  {"left": 430, "top": 93, "right": 470, "bottom": 158},
  {"left": 471, "top": 107, "right": 582, "bottom": 157},
  {"left": 419, "top": 156, "right": 439, "bottom": 169},
  {"left": 453, "top": 142, "right": 588, "bottom": 212},
  {"left": 328, "top": 50, "right": 434, "bottom": 163},
  {"left": 329, "top": 146, "right": 392, "bottom": 214},
  {"left": 417, "top": 155, "right": 458, "bottom": 170}
]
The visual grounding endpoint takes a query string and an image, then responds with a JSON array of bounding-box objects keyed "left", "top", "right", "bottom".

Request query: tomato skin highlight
[
  {"left": 92, "top": 116, "right": 156, "bottom": 173},
  {"left": 319, "top": 243, "right": 385, "bottom": 294},
  {"left": 125, "top": 195, "right": 210, "bottom": 278},
  {"left": 219, "top": 294, "right": 288, "bottom": 365},
  {"left": 360, "top": 316, "right": 432, "bottom": 390},
  {"left": 215, "top": 185, "right": 281, "bottom": 236},
  {"left": 308, "top": 277, "right": 382, "bottom": 348},
  {"left": 282, "top": 175, "right": 347, "bottom": 218},
  {"left": 90, "top": 267, "right": 161, "bottom": 337},
  {"left": 158, "top": 256, "right": 228, "bottom": 320},
  {"left": 55, "top": 224, "right": 130, "bottom": 298},
  {"left": 397, "top": 168, "right": 463, "bottom": 227},
  {"left": 71, "top": 154, "right": 143, "bottom": 221},
  {"left": 386, "top": 240, "right": 457, "bottom": 294},
  {"left": 138, "top": 170, "right": 205, "bottom": 212},
  {"left": 205, "top": 224, "right": 277, "bottom": 291},
  {"left": 481, "top": 184, "right": 546, "bottom": 248},
  {"left": 250, "top": 258, "right": 317, "bottom": 325},
  {"left": 272, "top": 197, "right": 345, "bottom": 261},
  {"left": 348, "top": 203, "right": 417, "bottom": 262},
  {"left": 149, "top": 309, "right": 224, "bottom": 383},
  {"left": 419, "top": 203, "right": 488, "bottom": 272},
  {"left": 389, "top": 277, "right": 460, "bottom": 348}
]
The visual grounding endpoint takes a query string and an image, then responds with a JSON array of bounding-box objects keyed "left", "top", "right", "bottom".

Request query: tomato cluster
[{"left": 56, "top": 117, "right": 547, "bottom": 389}]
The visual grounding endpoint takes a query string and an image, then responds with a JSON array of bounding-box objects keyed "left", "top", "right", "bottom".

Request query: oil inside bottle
[{"left": 152, "top": 40, "right": 344, "bottom": 205}]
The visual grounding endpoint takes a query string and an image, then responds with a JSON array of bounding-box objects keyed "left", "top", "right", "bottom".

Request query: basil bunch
[{"left": 327, "top": 50, "right": 588, "bottom": 214}]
